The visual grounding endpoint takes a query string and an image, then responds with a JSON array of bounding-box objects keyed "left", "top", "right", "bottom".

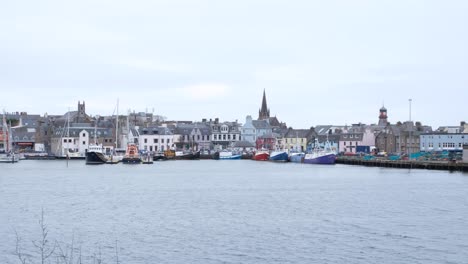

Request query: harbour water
[{"left": 1, "top": 160, "right": 468, "bottom": 263}]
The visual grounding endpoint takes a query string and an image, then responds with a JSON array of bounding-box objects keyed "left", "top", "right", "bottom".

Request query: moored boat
[
  {"left": 174, "top": 150, "right": 200, "bottom": 160},
  {"left": 303, "top": 139, "right": 336, "bottom": 165},
  {"left": 0, "top": 152, "right": 19, "bottom": 163},
  {"left": 253, "top": 150, "right": 270, "bottom": 161},
  {"left": 218, "top": 151, "right": 242, "bottom": 160},
  {"left": 289, "top": 152, "right": 305, "bottom": 163},
  {"left": 269, "top": 150, "right": 289, "bottom": 162},
  {"left": 142, "top": 152, "right": 154, "bottom": 164},
  {"left": 121, "top": 144, "right": 141, "bottom": 164},
  {"left": 85, "top": 144, "right": 108, "bottom": 165}
]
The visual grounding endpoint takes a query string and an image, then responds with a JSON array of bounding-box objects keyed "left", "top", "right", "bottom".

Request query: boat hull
[
  {"left": 289, "top": 153, "right": 305, "bottom": 163},
  {"left": 219, "top": 154, "right": 242, "bottom": 160},
  {"left": 85, "top": 151, "right": 107, "bottom": 165},
  {"left": 303, "top": 153, "right": 336, "bottom": 164},
  {"left": 253, "top": 152, "right": 270, "bottom": 161},
  {"left": 0, "top": 154, "right": 19, "bottom": 163},
  {"left": 122, "top": 157, "right": 142, "bottom": 164},
  {"left": 269, "top": 152, "right": 289, "bottom": 162},
  {"left": 174, "top": 151, "right": 200, "bottom": 160}
]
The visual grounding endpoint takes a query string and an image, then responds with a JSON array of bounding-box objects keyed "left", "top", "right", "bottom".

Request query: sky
[{"left": 1, "top": 0, "right": 467, "bottom": 129}]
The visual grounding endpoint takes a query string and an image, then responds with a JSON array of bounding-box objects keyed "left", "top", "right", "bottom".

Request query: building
[
  {"left": 420, "top": 133, "right": 468, "bottom": 152},
  {"left": 203, "top": 118, "right": 242, "bottom": 150},
  {"left": 339, "top": 124, "right": 376, "bottom": 153},
  {"left": 283, "top": 128, "right": 315, "bottom": 152},
  {"left": 375, "top": 124, "right": 398, "bottom": 154},
  {"left": 50, "top": 125, "right": 114, "bottom": 157},
  {"left": 173, "top": 123, "right": 211, "bottom": 151},
  {"left": 241, "top": 115, "right": 273, "bottom": 144},
  {"left": 395, "top": 121, "right": 432, "bottom": 154},
  {"left": 138, "top": 126, "right": 175, "bottom": 152}
]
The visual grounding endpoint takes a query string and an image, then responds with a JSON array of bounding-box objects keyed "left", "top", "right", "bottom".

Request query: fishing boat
[
  {"left": 218, "top": 150, "right": 242, "bottom": 160},
  {"left": 253, "top": 150, "right": 270, "bottom": 161},
  {"left": 174, "top": 150, "right": 200, "bottom": 160},
  {"left": 289, "top": 152, "right": 305, "bottom": 163},
  {"left": 303, "top": 138, "right": 336, "bottom": 165},
  {"left": 85, "top": 123, "right": 108, "bottom": 165},
  {"left": 121, "top": 143, "right": 141, "bottom": 164},
  {"left": 142, "top": 152, "right": 154, "bottom": 164},
  {"left": 269, "top": 150, "right": 289, "bottom": 162},
  {"left": 152, "top": 151, "right": 167, "bottom": 161}
]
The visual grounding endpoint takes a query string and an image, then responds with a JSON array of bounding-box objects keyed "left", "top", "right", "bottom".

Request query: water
[{"left": 1, "top": 160, "right": 468, "bottom": 264}]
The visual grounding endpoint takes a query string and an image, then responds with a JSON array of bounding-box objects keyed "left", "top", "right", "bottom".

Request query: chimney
[{"left": 461, "top": 121, "right": 466, "bottom": 127}]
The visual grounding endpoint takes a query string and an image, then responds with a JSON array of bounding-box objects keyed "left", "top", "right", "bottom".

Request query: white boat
[{"left": 218, "top": 151, "right": 241, "bottom": 160}]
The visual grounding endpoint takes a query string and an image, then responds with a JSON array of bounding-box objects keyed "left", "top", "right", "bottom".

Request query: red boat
[{"left": 253, "top": 150, "right": 270, "bottom": 161}]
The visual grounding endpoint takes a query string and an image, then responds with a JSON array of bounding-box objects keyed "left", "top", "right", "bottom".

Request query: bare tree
[
  {"left": 15, "top": 229, "right": 28, "bottom": 264},
  {"left": 32, "top": 209, "right": 56, "bottom": 264}
]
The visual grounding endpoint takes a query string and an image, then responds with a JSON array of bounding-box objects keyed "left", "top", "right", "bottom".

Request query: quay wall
[{"left": 336, "top": 157, "right": 468, "bottom": 172}]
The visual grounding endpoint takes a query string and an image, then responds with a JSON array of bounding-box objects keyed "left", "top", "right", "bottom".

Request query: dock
[{"left": 336, "top": 157, "right": 468, "bottom": 172}]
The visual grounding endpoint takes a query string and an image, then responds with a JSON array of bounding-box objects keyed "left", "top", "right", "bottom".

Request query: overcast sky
[{"left": 1, "top": 0, "right": 467, "bottom": 128}]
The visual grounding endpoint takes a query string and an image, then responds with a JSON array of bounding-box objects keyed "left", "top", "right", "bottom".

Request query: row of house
[{"left": 2, "top": 94, "right": 467, "bottom": 157}]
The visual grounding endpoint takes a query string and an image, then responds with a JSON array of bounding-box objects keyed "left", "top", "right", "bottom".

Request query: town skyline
[{"left": 1, "top": 93, "right": 465, "bottom": 130}]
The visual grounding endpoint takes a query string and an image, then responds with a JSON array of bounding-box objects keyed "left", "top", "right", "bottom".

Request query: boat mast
[
  {"left": 66, "top": 107, "right": 70, "bottom": 157},
  {"left": 115, "top": 99, "right": 119, "bottom": 150},
  {"left": 2, "top": 110, "right": 7, "bottom": 153}
]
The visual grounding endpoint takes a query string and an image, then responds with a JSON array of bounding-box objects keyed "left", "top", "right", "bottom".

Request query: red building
[{"left": 256, "top": 135, "right": 276, "bottom": 150}]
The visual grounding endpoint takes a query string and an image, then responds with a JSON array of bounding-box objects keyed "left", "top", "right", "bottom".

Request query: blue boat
[
  {"left": 269, "top": 151, "right": 289, "bottom": 162},
  {"left": 219, "top": 151, "right": 242, "bottom": 160},
  {"left": 289, "top": 152, "right": 305, "bottom": 163},
  {"left": 303, "top": 138, "right": 336, "bottom": 165}
]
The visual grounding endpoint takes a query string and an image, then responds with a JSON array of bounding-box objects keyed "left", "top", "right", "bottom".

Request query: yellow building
[{"left": 283, "top": 128, "right": 314, "bottom": 152}]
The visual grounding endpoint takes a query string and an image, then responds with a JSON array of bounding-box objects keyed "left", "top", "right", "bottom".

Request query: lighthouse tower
[{"left": 378, "top": 105, "right": 388, "bottom": 126}]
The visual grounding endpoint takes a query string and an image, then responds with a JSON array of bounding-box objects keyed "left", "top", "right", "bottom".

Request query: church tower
[
  {"left": 378, "top": 105, "right": 388, "bottom": 126},
  {"left": 258, "top": 89, "right": 270, "bottom": 120},
  {"left": 76, "top": 101, "right": 86, "bottom": 123}
]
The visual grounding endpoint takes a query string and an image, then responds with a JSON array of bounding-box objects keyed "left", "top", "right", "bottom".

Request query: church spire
[{"left": 258, "top": 89, "right": 270, "bottom": 120}]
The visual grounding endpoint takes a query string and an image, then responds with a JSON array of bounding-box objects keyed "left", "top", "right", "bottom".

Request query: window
[
  {"left": 223, "top": 135, "right": 226, "bottom": 140},
  {"left": 344, "top": 142, "right": 346, "bottom": 146},
  {"left": 214, "top": 135, "right": 217, "bottom": 140},
  {"left": 69, "top": 139, "right": 72, "bottom": 143},
  {"left": 228, "top": 135, "right": 231, "bottom": 140},
  {"left": 82, "top": 141, "right": 86, "bottom": 145},
  {"left": 83, "top": 133, "right": 85, "bottom": 137},
  {"left": 154, "top": 139, "right": 158, "bottom": 143},
  {"left": 197, "top": 135, "right": 200, "bottom": 140},
  {"left": 161, "top": 139, "right": 165, "bottom": 144},
  {"left": 63, "top": 139, "right": 67, "bottom": 143},
  {"left": 233, "top": 135, "right": 236, "bottom": 140},
  {"left": 144, "top": 138, "right": 147, "bottom": 143}
]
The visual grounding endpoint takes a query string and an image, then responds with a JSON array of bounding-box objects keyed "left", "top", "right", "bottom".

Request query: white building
[
  {"left": 138, "top": 127, "right": 175, "bottom": 152},
  {"left": 420, "top": 133, "right": 468, "bottom": 152}
]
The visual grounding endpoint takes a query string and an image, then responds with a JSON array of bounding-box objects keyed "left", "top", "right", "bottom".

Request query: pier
[{"left": 337, "top": 157, "right": 468, "bottom": 172}]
